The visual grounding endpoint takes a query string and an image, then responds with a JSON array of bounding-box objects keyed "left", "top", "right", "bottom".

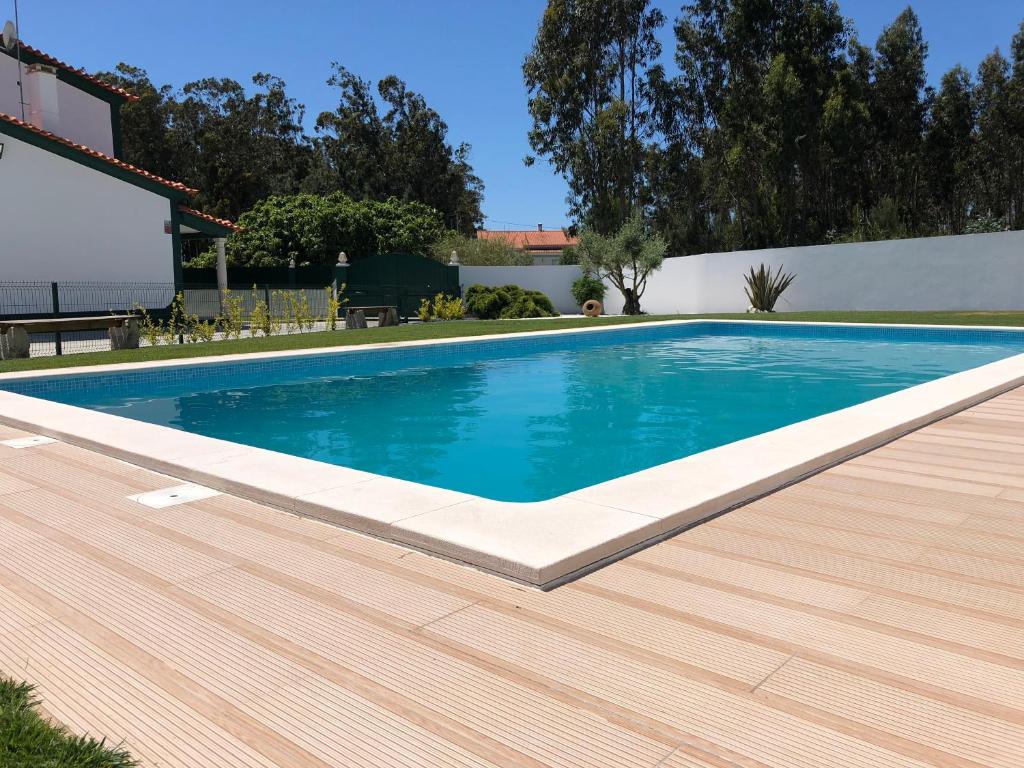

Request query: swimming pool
[
  {"left": 3, "top": 319, "right": 1024, "bottom": 586},
  {"left": 5, "top": 321, "right": 1024, "bottom": 502}
]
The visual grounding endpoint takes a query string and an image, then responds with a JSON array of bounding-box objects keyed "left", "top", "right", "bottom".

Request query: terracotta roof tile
[
  {"left": 476, "top": 229, "right": 577, "bottom": 249},
  {"left": 0, "top": 111, "right": 198, "bottom": 196},
  {"left": 15, "top": 43, "right": 140, "bottom": 102},
  {"left": 178, "top": 206, "right": 241, "bottom": 232}
]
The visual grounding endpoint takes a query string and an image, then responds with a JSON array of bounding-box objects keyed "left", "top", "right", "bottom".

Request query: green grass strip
[
  {"left": 0, "top": 677, "right": 136, "bottom": 767},
  {"left": 2, "top": 311, "right": 1024, "bottom": 374}
]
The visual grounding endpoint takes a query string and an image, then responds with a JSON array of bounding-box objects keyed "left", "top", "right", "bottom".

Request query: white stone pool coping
[{"left": 1, "top": 318, "right": 1023, "bottom": 589}]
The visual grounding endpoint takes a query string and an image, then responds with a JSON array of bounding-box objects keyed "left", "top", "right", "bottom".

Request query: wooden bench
[
  {"left": 345, "top": 305, "right": 399, "bottom": 329},
  {"left": 0, "top": 315, "right": 140, "bottom": 359}
]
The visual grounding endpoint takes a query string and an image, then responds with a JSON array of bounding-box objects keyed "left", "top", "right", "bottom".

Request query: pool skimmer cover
[
  {"left": 1, "top": 435, "right": 57, "bottom": 449},
  {"left": 128, "top": 483, "right": 221, "bottom": 509}
]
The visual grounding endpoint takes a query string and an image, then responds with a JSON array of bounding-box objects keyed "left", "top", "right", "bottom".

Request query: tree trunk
[{"left": 622, "top": 287, "right": 641, "bottom": 315}]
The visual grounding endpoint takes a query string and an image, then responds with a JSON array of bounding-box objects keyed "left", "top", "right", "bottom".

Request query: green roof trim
[
  {"left": 0, "top": 118, "right": 191, "bottom": 201},
  {"left": 178, "top": 209, "right": 236, "bottom": 237}
]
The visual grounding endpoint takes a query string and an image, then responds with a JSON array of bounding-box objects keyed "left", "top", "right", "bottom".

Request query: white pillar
[{"left": 215, "top": 238, "right": 228, "bottom": 292}]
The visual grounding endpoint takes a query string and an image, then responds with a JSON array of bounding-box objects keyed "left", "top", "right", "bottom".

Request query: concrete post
[
  {"left": 0, "top": 328, "right": 30, "bottom": 359},
  {"left": 215, "top": 238, "right": 228, "bottom": 293}
]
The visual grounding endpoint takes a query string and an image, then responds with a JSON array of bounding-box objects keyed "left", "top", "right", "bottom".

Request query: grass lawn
[
  {"left": 2, "top": 310, "right": 1023, "bottom": 374},
  {"left": 0, "top": 678, "right": 135, "bottom": 767}
]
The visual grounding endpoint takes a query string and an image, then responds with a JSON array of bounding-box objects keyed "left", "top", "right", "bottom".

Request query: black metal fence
[{"left": 0, "top": 280, "right": 347, "bottom": 358}]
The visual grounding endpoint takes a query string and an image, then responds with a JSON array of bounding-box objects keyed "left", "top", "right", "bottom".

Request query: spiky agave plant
[{"left": 744, "top": 263, "right": 796, "bottom": 312}]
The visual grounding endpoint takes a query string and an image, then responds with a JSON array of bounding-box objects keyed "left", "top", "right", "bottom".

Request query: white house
[{"left": 0, "top": 39, "right": 236, "bottom": 289}]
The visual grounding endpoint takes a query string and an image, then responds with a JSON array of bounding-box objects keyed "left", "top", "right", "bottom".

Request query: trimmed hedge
[{"left": 464, "top": 284, "right": 558, "bottom": 319}]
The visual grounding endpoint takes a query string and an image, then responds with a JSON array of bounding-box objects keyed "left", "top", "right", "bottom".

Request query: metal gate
[{"left": 340, "top": 253, "right": 460, "bottom": 319}]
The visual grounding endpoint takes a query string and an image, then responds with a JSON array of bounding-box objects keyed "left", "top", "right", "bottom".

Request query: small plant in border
[{"left": 744, "top": 263, "right": 796, "bottom": 312}]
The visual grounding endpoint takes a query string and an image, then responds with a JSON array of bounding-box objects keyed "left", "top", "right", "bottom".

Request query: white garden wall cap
[{"left": 1, "top": 323, "right": 1023, "bottom": 588}]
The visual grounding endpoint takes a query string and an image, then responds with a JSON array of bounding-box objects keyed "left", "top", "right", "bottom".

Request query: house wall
[
  {"left": 601, "top": 231, "right": 1024, "bottom": 315},
  {"left": 0, "top": 53, "right": 115, "bottom": 155},
  {"left": 1, "top": 134, "right": 175, "bottom": 290}
]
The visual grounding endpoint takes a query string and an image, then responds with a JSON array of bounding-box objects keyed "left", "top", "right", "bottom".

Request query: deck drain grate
[
  {"left": 1, "top": 435, "right": 58, "bottom": 449},
  {"left": 128, "top": 483, "right": 221, "bottom": 509}
]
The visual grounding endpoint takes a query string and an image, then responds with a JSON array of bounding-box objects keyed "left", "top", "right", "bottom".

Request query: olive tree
[{"left": 576, "top": 213, "right": 666, "bottom": 314}]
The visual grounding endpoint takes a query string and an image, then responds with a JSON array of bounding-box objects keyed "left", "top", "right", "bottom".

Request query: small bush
[
  {"left": 417, "top": 298, "right": 433, "bottom": 322},
  {"left": 571, "top": 273, "right": 606, "bottom": 306},
  {"left": 744, "top": 263, "right": 796, "bottom": 312},
  {"left": 0, "top": 677, "right": 137, "bottom": 767},
  {"left": 464, "top": 284, "right": 558, "bottom": 320},
  {"left": 417, "top": 293, "right": 465, "bottom": 322}
]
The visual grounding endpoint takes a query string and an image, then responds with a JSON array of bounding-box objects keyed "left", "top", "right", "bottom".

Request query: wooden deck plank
[{"left": 0, "top": 386, "right": 1022, "bottom": 766}]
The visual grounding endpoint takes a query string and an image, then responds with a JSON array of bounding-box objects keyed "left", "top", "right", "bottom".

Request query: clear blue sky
[{"left": 14, "top": 1, "right": 1024, "bottom": 230}]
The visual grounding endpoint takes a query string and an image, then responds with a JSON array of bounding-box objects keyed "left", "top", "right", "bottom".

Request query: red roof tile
[
  {"left": 178, "top": 206, "right": 241, "bottom": 232},
  {"left": 0, "top": 111, "right": 198, "bottom": 196},
  {"left": 476, "top": 229, "right": 577, "bottom": 249},
  {"left": 14, "top": 43, "right": 140, "bottom": 102}
]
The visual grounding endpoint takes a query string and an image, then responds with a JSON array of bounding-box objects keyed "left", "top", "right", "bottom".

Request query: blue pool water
[{"left": 5, "top": 322, "right": 1023, "bottom": 502}]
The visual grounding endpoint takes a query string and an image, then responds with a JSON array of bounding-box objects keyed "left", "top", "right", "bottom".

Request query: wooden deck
[{"left": 0, "top": 389, "right": 1022, "bottom": 767}]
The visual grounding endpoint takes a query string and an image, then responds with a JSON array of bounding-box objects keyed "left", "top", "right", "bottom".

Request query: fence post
[{"left": 50, "top": 281, "right": 62, "bottom": 356}]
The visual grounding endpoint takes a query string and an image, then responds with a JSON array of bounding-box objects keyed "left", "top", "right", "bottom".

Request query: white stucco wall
[
  {"left": 460, "top": 265, "right": 583, "bottom": 314},
  {"left": 1, "top": 134, "right": 175, "bottom": 287},
  {"left": 601, "top": 231, "right": 1024, "bottom": 315},
  {"left": 0, "top": 53, "right": 115, "bottom": 155}
]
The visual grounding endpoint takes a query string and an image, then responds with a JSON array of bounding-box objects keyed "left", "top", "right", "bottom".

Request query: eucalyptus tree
[
  {"left": 870, "top": 6, "right": 929, "bottom": 232},
  {"left": 313, "top": 65, "right": 484, "bottom": 234},
  {"left": 523, "top": 0, "right": 666, "bottom": 234},
  {"left": 924, "top": 66, "right": 975, "bottom": 234},
  {"left": 663, "top": 0, "right": 853, "bottom": 250}
]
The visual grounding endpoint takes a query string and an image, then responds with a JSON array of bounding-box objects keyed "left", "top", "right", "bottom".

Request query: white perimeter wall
[
  {"left": 603, "top": 230, "right": 1024, "bottom": 315},
  {"left": 460, "top": 265, "right": 584, "bottom": 314},
  {"left": 459, "top": 231, "right": 1024, "bottom": 315},
  {"left": 1, "top": 134, "right": 175, "bottom": 284}
]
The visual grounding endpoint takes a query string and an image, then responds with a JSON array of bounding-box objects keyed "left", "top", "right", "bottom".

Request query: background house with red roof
[
  {"left": 0, "top": 39, "right": 236, "bottom": 289},
  {"left": 475, "top": 225, "right": 577, "bottom": 265}
]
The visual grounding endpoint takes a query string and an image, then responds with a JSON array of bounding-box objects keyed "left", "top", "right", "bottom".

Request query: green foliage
[
  {"left": 418, "top": 293, "right": 466, "bottom": 322},
  {"left": 429, "top": 233, "right": 532, "bottom": 266},
  {"left": 524, "top": 0, "right": 665, "bottom": 233},
  {"left": 743, "top": 264, "right": 796, "bottom": 312},
  {"left": 223, "top": 193, "right": 446, "bottom": 267},
  {"left": 310, "top": 67, "right": 484, "bottom": 232},
  {"left": 571, "top": 273, "right": 607, "bottom": 306},
  {"left": 0, "top": 677, "right": 136, "bottom": 767},
  {"left": 135, "top": 304, "right": 165, "bottom": 347},
  {"left": 964, "top": 214, "right": 1010, "bottom": 234},
  {"left": 218, "top": 291, "right": 245, "bottom": 340},
  {"left": 576, "top": 213, "right": 666, "bottom": 314},
  {"left": 97, "top": 64, "right": 484, "bottom": 228},
  {"left": 464, "top": 285, "right": 558, "bottom": 319},
  {"left": 326, "top": 285, "right": 347, "bottom": 331},
  {"left": 417, "top": 297, "right": 434, "bottom": 322}
]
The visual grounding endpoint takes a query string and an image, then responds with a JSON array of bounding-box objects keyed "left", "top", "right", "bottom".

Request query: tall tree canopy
[
  {"left": 311, "top": 66, "right": 483, "bottom": 234},
  {"left": 527, "top": 1, "right": 1024, "bottom": 253},
  {"left": 523, "top": 0, "right": 666, "bottom": 234},
  {"left": 97, "top": 63, "right": 484, "bottom": 232}
]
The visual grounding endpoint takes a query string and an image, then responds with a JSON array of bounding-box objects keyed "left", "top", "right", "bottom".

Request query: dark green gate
[{"left": 339, "top": 253, "right": 460, "bottom": 319}]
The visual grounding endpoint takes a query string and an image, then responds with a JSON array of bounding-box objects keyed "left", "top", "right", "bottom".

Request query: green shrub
[
  {"left": 222, "top": 193, "right": 447, "bottom": 267},
  {"left": 417, "top": 293, "right": 465, "bottom": 322},
  {"left": 464, "top": 284, "right": 558, "bottom": 319},
  {"left": 570, "top": 273, "right": 606, "bottom": 306},
  {"left": 0, "top": 678, "right": 136, "bottom": 767},
  {"left": 430, "top": 232, "right": 532, "bottom": 266},
  {"left": 743, "top": 263, "right": 796, "bottom": 312}
]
